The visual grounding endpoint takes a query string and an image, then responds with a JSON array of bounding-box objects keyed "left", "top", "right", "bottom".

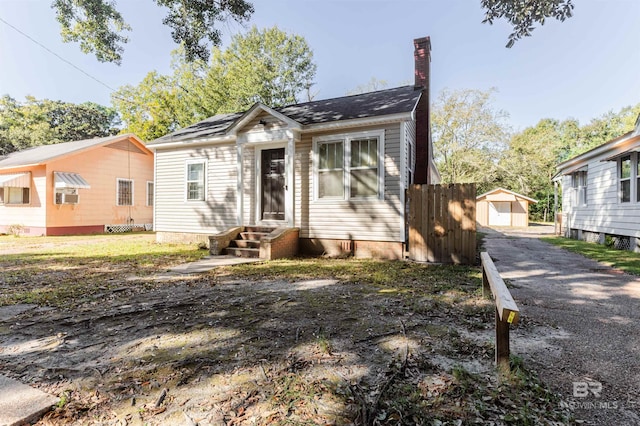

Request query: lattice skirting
[
  {"left": 606, "top": 234, "right": 631, "bottom": 251},
  {"left": 105, "top": 223, "right": 153, "bottom": 233},
  {"left": 581, "top": 230, "right": 601, "bottom": 244}
]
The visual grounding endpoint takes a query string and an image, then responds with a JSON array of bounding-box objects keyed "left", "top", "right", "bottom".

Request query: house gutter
[
  {"left": 554, "top": 131, "right": 638, "bottom": 179},
  {"left": 147, "top": 134, "right": 237, "bottom": 150},
  {"left": 303, "top": 112, "right": 413, "bottom": 132}
]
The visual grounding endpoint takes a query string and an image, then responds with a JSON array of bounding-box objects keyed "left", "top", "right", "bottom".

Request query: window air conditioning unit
[
  {"left": 63, "top": 193, "right": 79, "bottom": 204},
  {"left": 55, "top": 189, "right": 79, "bottom": 204}
]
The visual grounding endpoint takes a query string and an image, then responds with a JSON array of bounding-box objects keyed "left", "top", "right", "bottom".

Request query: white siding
[
  {"left": 155, "top": 144, "right": 237, "bottom": 233},
  {"left": 242, "top": 147, "right": 256, "bottom": 224},
  {"left": 297, "top": 123, "right": 404, "bottom": 242},
  {"left": 403, "top": 119, "right": 416, "bottom": 186},
  {"left": 562, "top": 158, "right": 640, "bottom": 238}
]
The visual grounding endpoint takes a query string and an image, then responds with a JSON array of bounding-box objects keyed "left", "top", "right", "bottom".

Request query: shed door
[
  {"left": 261, "top": 148, "right": 285, "bottom": 221},
  {"left": 488, "top": 201, "right": 511, "bottom": 226}
]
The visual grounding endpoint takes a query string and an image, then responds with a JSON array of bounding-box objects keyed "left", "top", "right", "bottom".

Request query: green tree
[
  {"left": 0, "top": 96, "right": 119, "bottom": 155},
  {"left": 50, "top": 1, "right": 575, "bottom": 64},
  {"left": 568, "top": 104, "right": 640, "bottom": 158},
  {"left": 52, "top": 0, "right": 253, "bottom": 64},
  {"left": 481, "top": 0, "right": 574, "bottom": 47},
  {"left": 498, "top": 118, "right": 578, "bottom": 220},
  {"left": 112, "top": 26, "right": 317, "bottom": 140},
  {"left": 432, "top": 88, "right": 510, "bottom": 193}
]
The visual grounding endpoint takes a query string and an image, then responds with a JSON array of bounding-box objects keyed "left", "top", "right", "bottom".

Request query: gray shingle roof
[
  {"left": 0, "top": 134, "right": 135, "bottom": 169},
  {"left": 151, "top": 85, "right": 421, "bottom": 145}
]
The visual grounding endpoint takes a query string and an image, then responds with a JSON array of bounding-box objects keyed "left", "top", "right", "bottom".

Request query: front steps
[{"left": 223, "top": 226, "right": 276, "bottom": 258}]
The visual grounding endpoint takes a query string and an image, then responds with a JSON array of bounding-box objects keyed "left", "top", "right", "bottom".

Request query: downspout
[{"left": 553, "top": 180, "right": 558, "bottom": 235}]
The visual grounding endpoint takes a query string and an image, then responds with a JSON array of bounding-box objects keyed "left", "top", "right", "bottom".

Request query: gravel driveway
[{"left": 482, "top": 226, "right": 640, "bottom": 425}]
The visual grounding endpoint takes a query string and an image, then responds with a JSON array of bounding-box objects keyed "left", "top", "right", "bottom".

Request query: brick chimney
[
  {"left": 414, "top": 36, "right": 431, "bottom": 90},
  {"left": 413, "top": 36, "right": 432, "bottom": 184}
]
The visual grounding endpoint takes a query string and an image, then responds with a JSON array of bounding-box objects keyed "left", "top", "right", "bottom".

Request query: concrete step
[
  {"left": 240, "top": 231, "right": 270, "bottom": 241},
  {"left": 0, "top": 375, "right": 58, "bottom": 426},
  {"left": 245, "top": 226, "right": 276, "bottom": 233},
  {"left": 224, "top": 247, "right": 260, "bottom": 258},
  {"left": 230, "top": 239, "right": 261, "bottom": 249}
]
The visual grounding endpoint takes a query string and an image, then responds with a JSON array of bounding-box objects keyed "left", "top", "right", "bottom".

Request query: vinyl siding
[
  {"left": 298, "top": 123, "right": 404, "bottom": 242},
  {"left": 0, "top": 167, "right": 47, "bottom": 229},
  {"left": 562, "top": 156, "right": 640, "bottom": 238},
  {"left": 242, "top": 146, "right": 256, "bottom": 224},
  {"left": 241, "top": 111, "right": 288, "bottom": 134},
  {"left": 155, "top": 144, "right": 237, "bottom": 233},
  {"left": 403, "top": 119, "right": 416, "bottom": 186}
]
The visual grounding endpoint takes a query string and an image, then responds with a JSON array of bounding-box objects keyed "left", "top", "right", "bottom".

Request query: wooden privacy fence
[{"left": 407, "top": 183, "right": 476, "bottom": 264}]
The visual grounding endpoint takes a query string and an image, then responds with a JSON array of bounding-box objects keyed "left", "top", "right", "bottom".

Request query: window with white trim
[
  {"left": 570, "top": 170, "right": 587, "bottom": 206},
  {"left": 620, "top": 155, "right": 631, "bottom": 203},
  {"left": 186, "top": 161, "right": 205, "bottom": 201},
  {"left": 314, "top": 130, "right": 383, "bottom": 200},
  {"left": 117, "top": 178, "right": 133, "bottom": 206},
  {"left": 0, "top": 187, "right": 30, "bottom": 205},
  {"left": 147, "top": 181, "right": 154, "bottom": 206},
  {"left": 318, "top": 141, "right": 344, "bottom": 198},
  {"left": 636, "top": 159, "right": 640, "bottom": 203}
]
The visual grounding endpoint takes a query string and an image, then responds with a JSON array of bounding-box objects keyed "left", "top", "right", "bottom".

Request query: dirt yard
[{"left": 0, "top": 234, "right": 571, "bottom": 425}]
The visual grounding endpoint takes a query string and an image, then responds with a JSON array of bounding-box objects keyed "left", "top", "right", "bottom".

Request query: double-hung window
[
  {"left": 350, "top": 137, "right": 379, "bottom": 197},
  {"left": 117, "top": 178, "right": 133, "bottom": 206},
  {"left": 571, "top": 170, "right": 587, "bottom": 206},
  {"left": 315, "top": 130, "right": 383, "bottom": 201},
  {"left": 620, "top": 155, "right": 631, "bottom": 203},
  {"left": 147, "top": 181, "right": 154, "bottom": 206},
  {"left": 186, "top": 161, "right": 205, "bottom": 201},
  {"left": 318, "top": 141, "right": 344, "bottom": 198}
]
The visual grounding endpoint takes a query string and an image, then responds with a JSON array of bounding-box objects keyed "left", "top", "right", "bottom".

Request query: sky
[{"left": 0, "top": 0, "right": 639, "bottom": 132}]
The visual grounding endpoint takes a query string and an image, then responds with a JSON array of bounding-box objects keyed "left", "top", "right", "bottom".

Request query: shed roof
[
  {"left": 0, "top": 134, "right": 148, "bottom": 170},
  {"left": 150, "top": 85, "right": 422, "bottom": 146},
  {"left": 477, "top": 188, "right": 537, "bottom": 203}
]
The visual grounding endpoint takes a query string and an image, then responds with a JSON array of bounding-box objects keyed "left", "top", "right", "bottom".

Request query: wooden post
[
  {"left": 495, "top": 306, "right": 510, "bottom": 368},
  {"left": 480, "top": 252, "right": 520, "bottom": 371}
]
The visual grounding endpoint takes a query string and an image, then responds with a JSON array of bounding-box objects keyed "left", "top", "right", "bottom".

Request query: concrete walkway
[
  {"left": 0, "top": 375, "right": 58, "bottom": 426},
  {"left": 169, "top": 255, "right": 262, "bottom": 274},
  {"left": 482, "top": 226, "right": 640, "bottom": 425}
]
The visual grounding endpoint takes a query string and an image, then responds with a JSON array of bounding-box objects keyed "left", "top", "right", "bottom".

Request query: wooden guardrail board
[{"left": 480, "top": 252, "right": 520, "bottom": 325}]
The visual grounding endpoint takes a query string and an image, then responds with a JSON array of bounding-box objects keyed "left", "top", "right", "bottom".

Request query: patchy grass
[
  {"left": 0, "top": 234, "right": 573, "bottom": 425},
  {"left": 543, "top": 236, "right": 640, "bottom": 275},
  {"left": 0, "top": 233, "right": 206, "bottom": 307}
]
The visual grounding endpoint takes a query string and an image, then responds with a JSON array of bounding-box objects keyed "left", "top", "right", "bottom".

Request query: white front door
[{"left": 489, "top": 201, "right": 511, "bottom": 226}]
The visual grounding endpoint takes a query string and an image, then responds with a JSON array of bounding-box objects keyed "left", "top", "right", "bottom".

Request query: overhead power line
[
  {"left": 0, "top": 15, "right": 119, "bottom": 94},
  {"left": 0, "top": 15, "right": 150, "bottom": 112}
]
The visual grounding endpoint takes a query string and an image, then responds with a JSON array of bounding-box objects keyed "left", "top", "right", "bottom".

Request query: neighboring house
[
  {"left": 555, "top": 115, "right": 640, "bottom": 250},
  {"left": 476, "top": 188, "right": 537, "bottom": 227},
  {"left": 148, "top": 37, "right": 439, "bottom": 259},
  {"left": 0, "top": 134, "right": 154, "bottom": 236}
]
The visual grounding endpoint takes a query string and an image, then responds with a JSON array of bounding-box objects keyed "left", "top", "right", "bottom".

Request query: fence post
[
  {"left": 480, "top": 252, "right": 520, "bottom": 371},
  {"left": 495, "top": 307, "right": 510, "bottom": 369}
]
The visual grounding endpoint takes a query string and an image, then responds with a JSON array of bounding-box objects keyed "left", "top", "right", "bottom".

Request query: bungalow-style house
[
  {"left": 476, "top": 188, "right": 537, "bottom": 227},
  {"left": 148, "top": 37, "right": 439, "bottom": 259},
  {"left": 0, "top": 134, "right": 154, "bottom": 236},
  {"left": 555, "top": 115, "right": 640, "bottom": 250}
]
